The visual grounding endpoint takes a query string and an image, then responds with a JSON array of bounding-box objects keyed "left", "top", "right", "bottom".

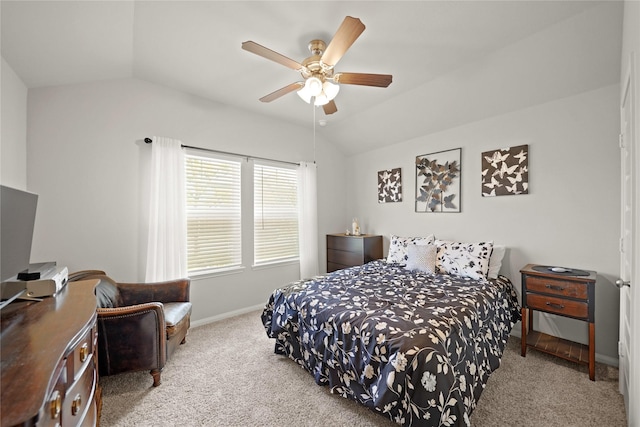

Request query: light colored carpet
[{"left": 99, "top": 310, "right": 627, "bottom": 427}]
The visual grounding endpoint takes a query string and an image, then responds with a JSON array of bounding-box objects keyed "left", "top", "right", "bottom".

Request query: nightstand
[
  {"left": 326, "top": 234, "right": 382, "bottom": 273},
  {"left": 520, "top": 263, "right": 597, "bottom": 380}
]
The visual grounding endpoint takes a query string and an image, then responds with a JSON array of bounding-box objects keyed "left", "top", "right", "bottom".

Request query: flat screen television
[{"left": 1, "top": 185, "right": 39, "bottom": 293}]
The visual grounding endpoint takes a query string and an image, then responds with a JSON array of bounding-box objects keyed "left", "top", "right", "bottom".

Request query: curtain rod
[{"left": 144, "top": 138, "right": 300, "bottom": 166}]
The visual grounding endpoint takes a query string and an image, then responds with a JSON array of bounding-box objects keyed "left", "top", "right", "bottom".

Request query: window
[
  {"left": 185, "top": 153, "right": 241, "bottom": 274},
  {"left": 254, "top": 163, "right": 299, "bottom": 265}
]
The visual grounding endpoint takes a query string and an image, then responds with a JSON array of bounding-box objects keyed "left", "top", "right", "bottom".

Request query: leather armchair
[{"left": 69, "top": 270, "right": 192, "bottom": 387}]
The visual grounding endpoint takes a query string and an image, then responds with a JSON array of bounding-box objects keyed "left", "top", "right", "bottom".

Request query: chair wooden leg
[{"left": 150, "top": 369, "right": 162, "bottom": 387}]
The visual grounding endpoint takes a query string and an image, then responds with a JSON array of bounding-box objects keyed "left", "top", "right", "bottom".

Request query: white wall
[
  {"left": 26, "top": 78, "right": 347, "bottom": 322},
  {"left": 1, "top": 57, "right": 28, "bottom": 189},
  {"left": 345, "top": 84, "right": 621, "bottom": 362}
]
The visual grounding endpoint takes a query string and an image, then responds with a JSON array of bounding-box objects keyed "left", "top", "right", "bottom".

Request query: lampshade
[
  {"left": 305, "top": 76, "right": 323, "bottom": 96},
  {"left": 322, "top": 81, "right": 339, "bottom": 101},
  {"left": 297, "top": 86, "right": 313, "bottom": 104}
]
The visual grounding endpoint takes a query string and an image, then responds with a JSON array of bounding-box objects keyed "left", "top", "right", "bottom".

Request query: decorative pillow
[
  {"left": 405, "top": 244, "right": 437, "bottom": 273},
  {"left": 435, "top": 240, "right": 494, "bottom": 280},
  {"left": 387, "top": 234, "right": 435, "bottom": 264},
  {"left": 487, "top": 245, "right": 506, "bottom": 279}
]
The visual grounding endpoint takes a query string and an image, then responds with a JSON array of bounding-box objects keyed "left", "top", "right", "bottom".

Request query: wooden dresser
[
  {"left": 1, "top": 280, "right": 99, "bottom": 426},
  {"left": 326, "top": 234, "right": 383, "bottom": 273},
  {"left": 520, "top": 264, "right": 597, "bottom": 380}
]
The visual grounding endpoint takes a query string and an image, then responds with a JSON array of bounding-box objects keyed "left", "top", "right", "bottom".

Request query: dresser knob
[
  {"left": 71, "top": 394, "right": 82, "bottom": 415},
  {"left": 49, "top": 390, "right": 61, "bottom": 419},
  {"left": 79, "top": 343, "right": 89, "bottom": 362}
]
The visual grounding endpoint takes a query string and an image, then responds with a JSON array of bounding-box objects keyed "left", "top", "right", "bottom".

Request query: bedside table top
[
  {"left": 328, "top": 233, "right": 379, "bottom": 238},
  {"left": 520, "top": 263, "right": 597, "bottom": 283}
]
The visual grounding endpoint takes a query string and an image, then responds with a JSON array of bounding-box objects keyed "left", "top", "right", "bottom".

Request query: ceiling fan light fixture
[
  {"left": 297, "top": 86, "right": 312, "bottom": 103},
  {"left": 304, "top": 76, "right": 323, "bottom": 96},
  {"left": 313, "top": 92, "right": 330, "bottom": 106},
  {"left": 323, "top": 81, "right": 340, "bottom": 100}
]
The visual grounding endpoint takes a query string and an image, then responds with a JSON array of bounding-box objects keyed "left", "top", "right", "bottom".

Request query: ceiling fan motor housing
[{"left": 301, "top": 39, "right": 334, "bottom": 81}]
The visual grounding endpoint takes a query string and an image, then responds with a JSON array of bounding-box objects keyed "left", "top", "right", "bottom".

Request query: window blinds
[
  {"left": 185, "top": 154, "right": 242, "bottom": 273},
  {"left": 254, "top": 163, "right": 299, "bottom": 264}
]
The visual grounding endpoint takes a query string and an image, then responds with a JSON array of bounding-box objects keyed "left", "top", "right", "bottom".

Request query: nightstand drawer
[
  {"left": 525, "top": 276, "right": 588, "bottom": 299},
  {"left": 526, "top": 293, "right": 589, "bottom": 319}
]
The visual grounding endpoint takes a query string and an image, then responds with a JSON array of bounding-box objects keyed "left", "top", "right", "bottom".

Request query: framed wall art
[
  {"left": 481, "top": 144, "right": 529, "bottom": 197},
  {"left": 415, "top": 148, "right": 461, "bottom": 213},
  {"left": 378, "top": 168, "right": 402, "bottom": 203}
]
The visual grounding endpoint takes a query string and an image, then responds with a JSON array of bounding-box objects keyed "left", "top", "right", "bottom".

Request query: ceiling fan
[{"left": 242, "top": 16, "right": 393, "bottom": 115}]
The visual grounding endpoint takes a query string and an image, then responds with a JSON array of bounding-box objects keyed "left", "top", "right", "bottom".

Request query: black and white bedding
[{"left": 262, "top": 260, "right": 521, "bottom": 427}]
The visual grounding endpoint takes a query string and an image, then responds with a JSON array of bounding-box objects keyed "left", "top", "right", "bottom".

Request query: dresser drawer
[
  {"left": 525, "top": 276, "right": 588, "bottom": 300},
  {"left": 63, "top": 358, "right": 97, "bottom": 425},
  {"left": 327, "top": 249, "right": 363, "bottom": 266},
  {"left": 526, "top": 293, "right": 589, "bottom": 319},
  {"left": 329, "top": 262, "right": 354, "bottom": 272},
  {"left": 327, "top": 236, "right": 362, "bottom": 252},
  {"left": 42, "top": 360, "right": 67, "bottom": 427},
  {"left": 68, "top": 326, "right": 96, "bottom": 381}
]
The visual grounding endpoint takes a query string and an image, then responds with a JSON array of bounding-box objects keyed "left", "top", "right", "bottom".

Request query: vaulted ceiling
[{"left": 1, "top": 1, "right": 623, "bottom": 155}]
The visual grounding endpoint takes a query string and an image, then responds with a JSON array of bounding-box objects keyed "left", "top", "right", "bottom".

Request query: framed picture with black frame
[{"left": 377, "top": 167, "right": 402, "bottom": 203}]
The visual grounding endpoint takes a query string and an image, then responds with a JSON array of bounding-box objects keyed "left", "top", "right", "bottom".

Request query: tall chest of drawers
[
  {"left": 520, "top": 264, "right": 597, "bottom": 381},
  {"left": 326, "top": 234, "right": 383, "bottom": 273},
  {"left": 1, "top": 280, "right": 100, "bottom": 427}
]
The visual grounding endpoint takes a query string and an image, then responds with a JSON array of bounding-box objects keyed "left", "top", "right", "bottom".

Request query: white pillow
[
  {"left": 387, "top": 234, "right": 435, "bottom": 264},
  {"left": 487, "top": 245, "right": 506, "bottom": 279},
  {"left": 405, "top": 244, "right": 437, "bottom": 273},
  {"left": 435, "top": 240, "right": 494, "bottom": 280}
]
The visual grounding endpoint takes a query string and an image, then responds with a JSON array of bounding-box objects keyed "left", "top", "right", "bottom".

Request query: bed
[{"left": 261, "top": 238, "right": 521, "bottom": 427}]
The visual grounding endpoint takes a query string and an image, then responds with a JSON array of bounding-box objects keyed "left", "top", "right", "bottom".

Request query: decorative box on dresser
[
  {"left": 1, "top": 279, "right": 100, "bottom": 427},
  {"left": 326, "top": 234, "right": 383, "bottom": 273},
  {"left": 520, "top": 263, "right": 597, "bottom": 381}
]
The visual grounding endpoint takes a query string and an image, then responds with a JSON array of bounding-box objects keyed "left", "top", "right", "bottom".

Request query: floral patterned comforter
[{"left": 261, "top": 260, "right": 521, "bottom": 427}]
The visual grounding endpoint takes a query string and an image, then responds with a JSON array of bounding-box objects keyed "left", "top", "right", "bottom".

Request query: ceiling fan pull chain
[{"left": 313, "top": 98, "right": 317, "bottom": 164}]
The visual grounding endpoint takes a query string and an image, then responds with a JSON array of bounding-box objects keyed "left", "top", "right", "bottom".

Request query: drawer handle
[
  {"left": 49, "top": 390, "right": 61, "bottom": 419},
  {"left": 546, "top": 302, "right": 565, "bottom": 310},
  {"left": 545, "top": 284, "right": 565, "bottom": 291},
  {"left": 72, "top": 394, "right": 82, "bottom": 416},
  {"left": 79, "top": 343, "right": 89, "bottom": 362}
]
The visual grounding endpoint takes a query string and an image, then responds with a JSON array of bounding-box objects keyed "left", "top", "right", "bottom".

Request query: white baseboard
[
  {"left": 190, "top": 303, "right": 264, "bottom": 328},
  {"left": 595, "top": 353, "right": 619, "bottom": 367}
]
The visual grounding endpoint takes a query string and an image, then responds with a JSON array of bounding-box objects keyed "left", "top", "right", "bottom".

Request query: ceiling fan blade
[
  {"left": 334, "top": 72, "right": 393, "bottom": 88},
  {"left": 242, "top": 41, "right": 305, "bottom": 71},
  {"left": 259, "top": 82, "right": 304, "bottom": 103},
  {"left": 323, "top": 100, "right": 337, "bottom": 115},
  {"left": 321, "top": 16, "right": 365, "bottom": 68}
]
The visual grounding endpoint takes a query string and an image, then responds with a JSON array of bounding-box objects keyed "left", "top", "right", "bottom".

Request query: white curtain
[
  {"left": 297, "top": 161, "right": 319, "bottom": 279},
  {"left": 145, "top": 136, "right": 188, "bottom": 281}
]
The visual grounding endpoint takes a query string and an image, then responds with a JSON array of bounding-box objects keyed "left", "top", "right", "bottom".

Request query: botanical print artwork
[
  {"left": 481, "top": 144, "right": 529, "bottom": 196},
  {"left": 415, "top": 148, "right": 461, "bottom": 212},
  {"left": 377, "top": 168, "right": 402, "bottom": 203}
]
